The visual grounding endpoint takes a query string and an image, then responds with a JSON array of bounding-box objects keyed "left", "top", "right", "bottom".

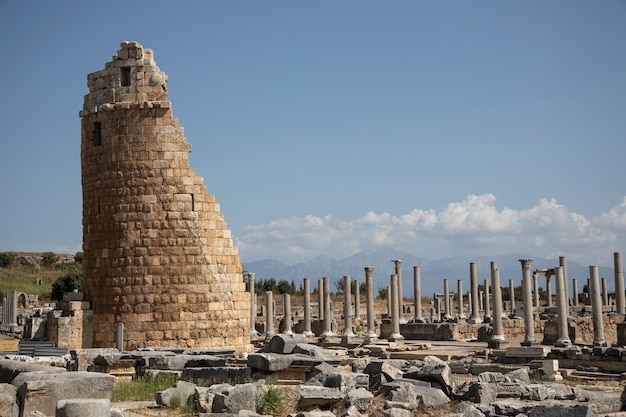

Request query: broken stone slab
[
  {"left": 289, "top": 411, "right": 337, "bottom": 417},
  {"left": 0, "top": 358, "right": 66, "bottom": 383},
  {"left": 298, "top": 386, "right": 344, "bottom": 408},
  {"left": 212, "top": 382, "right": 263, "bottom": 414},
  {"left": 492, "top": 399, "right": 529, "bottom": 416},
  {"left": 182, "top": 366, "right": 252, "bottom": 385},
  {"left": 68, "top": 348, "right": 121, "bottom": 371},
  {"left": 248, "top": 353, "right": 298, "bottom": 372},
  {"left": 346, "top": 388, "right": 373, "bottom": 412},
  {"left": 305, "top": 362, "right": 369, "bottom": 393},
  {"left": 56, "top": 398, "right": 111, "bottom": 417},
  {"left": 543, "top": 383, "right": 577, "bottom": 400},
  {"left": 383, "top": 408, "right": 413, "bottom": 417},
  {"left": 383, "top": 400, "right": 420, "bottom": 411},
  {"left": 260, "top": 334, "right": 309, "bottom": 354},
  {"left": 575, "top": 387, "right": 622, "bottom": 414},
  {"left": 0, "top": 383, "right": 18, "bottom": 417},
  {"left": 452, "top": 401, "right": 487, "bottom": 417},
  {"left": 387, "top": 381, "right": 420, "bottom": 404},
  {"left": 525, "top": 400, "right": 597, "bottom": 417},
  {"left": 463, "top": 381, "right": 526, "bottom": 404},
  {"left": 414, "top": 385, "right": 451, "bottom": 407},
  {"left": 363, "top": 360, "right": 405, "bottom": 381},
  {"left": 139, "top": 354, "right": 226, "bottom": 371},
  {"left": 292, "top": 343, "right": 342, "bottom": 365},
  {"left": 505, "top": 367, "right": 530, "bottom": 384},
  {"left": 156, "top": 380, "right": 197, "bottom": 408},
  {"left": 406, "top": 355, "right": 455, "bottom": 396},
  {"left": 195, "top": 383, "right": 232, "bottom": 413},
  {"left": 13, "top": 371, "right": 115, "bottom": 417}
]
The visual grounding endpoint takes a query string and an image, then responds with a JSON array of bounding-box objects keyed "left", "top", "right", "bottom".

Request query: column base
[
  {"left": 554, "top": 338, "right": 572, "bottom": 347},
  {"left": 467, "top": 317, "right": 483, "bottom": 324},
  {"left": 487, "top": 339, "right": 510, "bottom": 349},
  {"left": 303, "top": 331, "right": 315, "bottom": 337},
  {"left": 388, "top": 333, "right": 405, "bottom": 342},
  {"left": 520, "top": 339, "right": 539, "bottom": 347}
]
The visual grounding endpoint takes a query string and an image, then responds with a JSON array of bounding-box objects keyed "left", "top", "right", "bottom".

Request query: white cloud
[{"left": 234, "top": 194, "right": 624, "bottom": 265}]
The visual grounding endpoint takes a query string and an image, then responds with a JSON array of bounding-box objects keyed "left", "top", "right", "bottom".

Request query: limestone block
[
  {"left": 0, "top": 383, "right": 18, "bottom": 417},
  {"left": 56, "top": 398, "right": 111, "bottom": 417},
  {"left": 14, "top": 371, "right": 115, "bottom": 417},
  {"left": 212, "top": 383, "right": 261, "bottom": 414},
  {"left": 298, "top": 386, "right": 344, "bottom": 409}
]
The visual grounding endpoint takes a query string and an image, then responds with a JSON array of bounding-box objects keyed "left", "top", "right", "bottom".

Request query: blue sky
[{"left": 0, "top": 1, "right": 625, "bottom": 268}]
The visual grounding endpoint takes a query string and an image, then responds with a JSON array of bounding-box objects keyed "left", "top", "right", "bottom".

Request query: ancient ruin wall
[{"left": 79, "top": 41, "right": 251, "bottom": 352}]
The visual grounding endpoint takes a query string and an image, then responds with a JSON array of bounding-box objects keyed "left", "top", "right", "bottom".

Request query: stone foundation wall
[{"left": 80, "top": 42, "right": 251, "bottom": 352}]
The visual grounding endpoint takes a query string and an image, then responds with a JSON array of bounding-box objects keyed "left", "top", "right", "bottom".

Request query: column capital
[
  {"left": 519, "top": 259, "right": 534, "bottom": 269},
  {"left": 364, "top": 266, "right": 374, "bottom": 274}
]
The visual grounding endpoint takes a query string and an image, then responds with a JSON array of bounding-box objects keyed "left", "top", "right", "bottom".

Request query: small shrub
[
  {"left": 41, "top": 252, "right": 57, "bottom": 268},
  {"left": 0, "top": 253, "right": 15, "bottom": 268},
  {"left": 257, "top": 385, "right": 287, "bottom": 416}
]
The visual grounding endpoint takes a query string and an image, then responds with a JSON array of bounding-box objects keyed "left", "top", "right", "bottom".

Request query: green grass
[
  {"left": 0, "top": 264, "right": 60, "bottom": 301},
  {"left": 112, "top": 373, "right": 179, "bottom": 402}
]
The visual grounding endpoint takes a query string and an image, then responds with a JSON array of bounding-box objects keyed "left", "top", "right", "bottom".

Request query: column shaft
[
  {"left": 303, "top": 278, "right": 313, "bottom": 336},
  {"left": 323, "top": 277, "right": 333, "bottom": 336},
  {"left": 490, "top": 262, "right": 505, "bottom": 343},
  {"left": 343, "top": 275, "right": 354, "bottom": 337},
  {"left": 615, "top": 252, "right": 625, "bottom": 314},
  {"left": 520, "top": 259, "right": 535, "bottom": 345},
  {"left": 469, "top": 262, "right": 481, "bottom": 323},
  {"left": 283, "top": 293, "right": 293, "bottom": 334},
  {"left": 590, "top": 265, "right": 607, "bottom": 346},
  {"left": 413, "top": 266, "right": 423, "bottom": 322},
  {"left": 265, "top": 291, "right": 275, "bottom": 337},
  {"left": 555, "top": 266, "right": 571, "bottom": 346},
  {"left": 389, "top": 274, "right": 403, "bottom": 340},
  {"left": 365, "top": 267, "right": 376, "bottom": 337}
]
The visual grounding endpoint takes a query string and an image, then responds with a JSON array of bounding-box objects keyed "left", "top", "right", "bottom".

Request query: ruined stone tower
[{"left": 80, "top": 41, "right": 252, "bottom": 352}]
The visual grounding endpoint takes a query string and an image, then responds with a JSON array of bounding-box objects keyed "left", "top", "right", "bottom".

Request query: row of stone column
[{"left": 246, "top": 252, "right": 624, "bottom": 345}]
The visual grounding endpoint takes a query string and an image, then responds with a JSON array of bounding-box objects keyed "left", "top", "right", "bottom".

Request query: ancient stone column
[
  {"left": 546, "top": 274, "right": 553, "bottom": 307},
  {"left": 343, "top": 275, "right": 354, "bottom": 337},
  {"left": 364, "top": 267, "right": 377, "bottom": 338},
  {"left": 489, "top": 262, "right": 507, "bottom": 347},
  {"left": 80, "top": 42, "right": 250, "bottom": 352},
  {"left": 323, "top": 277, "right": 333, "bottom": 336},
  {"left": 5, "top": 291, "right": 17, "bottom": 329},
  {"left": 318, "top": 279, "right": 324, "bottom": 321},
  {"left": 509, "top": 279, "right": 516, "bottom": 318},
  {"left": 554, "top": 267, "right": 571, "bottom": 347},
  {"left": 602, "top": 277, "right": 609, "bottom": 307},
  {"left": 303, "top": 278, "right": 314, "bottom": 336},
  {"left": 248, "top": 273, "right": 258, "bottom": 339},
  {"left": 387, "top": 286, "right": 392, "bottom": 318},
  {"left": 443, "top": 279, "right": 452, "bottom": 320},
  {"left": 353, "top": 278, "right": 361, "bottom": 321},
  {"left": 589, "top": 265, "right": 607, "bottom": 346},
  {"left": 560, "top": 256, "right": 569, "bottom": 308},
  {"left": 469, "top": 262, "right": 482, "bottom": 324},
  {"left": 533, "top": 273, "right": 540, "bottom": 308},
  {"left": 392, "top": 259, "right": 405, "bottom": 323},
  {"left": 389, "top": 274, "right": 403, "bottom": 341},
  {"left": 483, "top": 279, "right": 492, "bottom": 323},
  {"left": 479, "top": 290, "right": 484, "bottom": 312},
  {"left": 265, "top": 291, "right": 275, "bottom": 337},
  {"left": 413, "top": 266, "right": 424, "bottom": 322},
  {"left": 572, "top": 279, "right": 579, "bottom": 307},
  {"left": 615, "top": 252, "right": 625, "bottom": 315},
  {"left": 115, "top": 323, "right": 124, "bottom": 351},
  {"left": 457, "top": 280, "right": 466, "bottom": 319},
  {"left": 283, "top": 293, "right": 293, "bottom": 334},
  {"left": 520, "top": 259, "right": 536, "bottom": 346}
]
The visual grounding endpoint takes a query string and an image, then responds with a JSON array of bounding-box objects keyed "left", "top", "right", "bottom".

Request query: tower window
[
  {"left": 121, "top": 67, "right": 131, "bottom": 87},
  {"left": 93, "top": 122, "right": 102, "bottom": 146},
  {"left": 190, "top": 194, "right": 195, "bottom": 211}
]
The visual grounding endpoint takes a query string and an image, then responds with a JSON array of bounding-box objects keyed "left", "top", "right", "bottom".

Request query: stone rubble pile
[{"left": 1, "top": 333, "right": 626, "bottom": 416}]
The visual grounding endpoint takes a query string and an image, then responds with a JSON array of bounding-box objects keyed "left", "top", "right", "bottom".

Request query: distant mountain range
[{"left": 242, "top": 247, "right": 615, "bottom": 297}]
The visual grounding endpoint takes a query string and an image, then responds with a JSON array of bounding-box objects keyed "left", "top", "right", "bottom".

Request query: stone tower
[{"left": 79, "top": 41, "right": 252, "bottom": 352}]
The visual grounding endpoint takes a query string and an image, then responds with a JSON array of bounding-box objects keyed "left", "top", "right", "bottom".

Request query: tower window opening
[
  {"left": 190, "top": 194, "right": 195, "bottom": 211},
  {"left": 121, "top": 67, "right": 131, "bottom": 87},
  {"left": 93, "top": 122, "right": 102, "bottom": 146}
]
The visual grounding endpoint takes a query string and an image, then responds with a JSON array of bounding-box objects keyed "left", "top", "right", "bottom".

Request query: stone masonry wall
[{"left": 80, "top": 41, "right": 251, "bottom": 352}]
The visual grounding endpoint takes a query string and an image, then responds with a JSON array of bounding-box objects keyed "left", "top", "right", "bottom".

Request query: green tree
[
  {"left": 74, "top": 252, "right": 83, "bottom": 264},
  {"left": 51, "top": 267, "right": 83, "bottom": 301},
  {"left": 377, "top": 287, "right": 388, "bottom": 300},
  {"left": 0, "top": 253, "right": 16, "bottom": 268},
  {"left": 41, "top": 252, "right": 57, "bottom": 268}
]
